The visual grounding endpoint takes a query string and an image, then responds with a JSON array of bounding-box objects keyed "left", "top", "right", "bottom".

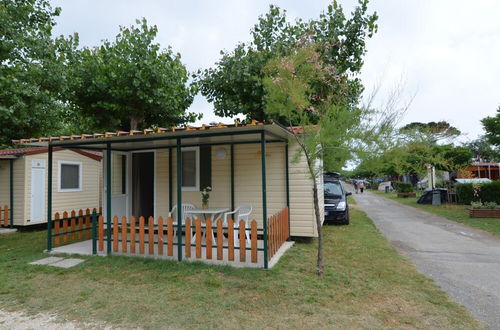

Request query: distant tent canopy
[{"left": 455, "top": 178, "right": 492, "bottom": 184}]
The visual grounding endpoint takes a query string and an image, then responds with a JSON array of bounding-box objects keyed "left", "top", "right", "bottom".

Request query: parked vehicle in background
[{"left": 324, "top": 173, "right": 351, "bottom": 225}]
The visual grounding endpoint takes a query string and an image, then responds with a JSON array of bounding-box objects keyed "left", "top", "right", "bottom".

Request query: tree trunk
[
  {"left": 312, "top": 182, "right": 324, "bottom": 276},
  {"left": 129, "top": 115, "right": 143, "bottom": 131}
]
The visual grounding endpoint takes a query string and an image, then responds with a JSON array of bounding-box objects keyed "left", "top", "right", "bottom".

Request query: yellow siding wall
[
  {"left": 153, "top": 140, "right": 322, "bottom": 237},
  {"left": 0, "top": 158, "right": 26, "bottom": 225},
  {"left": 23, "top": 150, "right": 101, "bottom": 225}
]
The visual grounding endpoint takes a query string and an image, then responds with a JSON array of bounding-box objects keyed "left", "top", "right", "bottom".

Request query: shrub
[
  {"left": 456, "top": 181, "right": 500, "bottom": 205},
  {"left": 396, "top": 182, "right": 413, "bottom": 193},
  {"left": 480, "top": 181, "right": 500, "bottom": 204},
  {"left": 471, "top": 201, "right": 500, "bottom": 209},
  {"left": 456, "top": 183, "right": 475, "bottom": 204}
]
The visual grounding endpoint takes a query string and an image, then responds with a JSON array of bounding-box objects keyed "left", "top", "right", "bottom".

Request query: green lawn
[
  {"left": 372, "top": 190, "right": 500, "bottom": 236},
  {"left": 0, "top": 210, "right": 479, "bottom": 329}
]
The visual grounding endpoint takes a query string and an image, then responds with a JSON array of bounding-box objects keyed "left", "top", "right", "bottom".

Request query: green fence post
[
  {"left": 106, "top": 143, "right": 112, "bottom": 255},
  {"left": 285, "top": 142, "right": 290, "bottom": 240},
  {"left": 47, "top": 145, "right": 53, "bottom": 251},
  {"left": 9, "top": 158, "right": 13, "bottom": 228},
  {"left": 261, "top": 131, "right": 268, "bottom": 269},
  {"left": 176, "top": 138, "right": 183, "bottom": 261},
  {"left": 92, "top": 210, "right": 97, "bottom": 255},
  {"left": 230, "top": 144, "right": 235, "bottom": 211}
]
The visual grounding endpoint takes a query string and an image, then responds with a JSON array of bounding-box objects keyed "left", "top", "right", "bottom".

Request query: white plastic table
[
  {"left": 185, "top": 208, "right": 230, "bottom": 242},
  {"left": 185, "top": 208, "right": 229, "bottom": 222}
]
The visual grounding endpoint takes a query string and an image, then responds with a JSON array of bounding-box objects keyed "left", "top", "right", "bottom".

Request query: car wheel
[{"left": 343, "top": 210, "right": 350, "bottom": 225}]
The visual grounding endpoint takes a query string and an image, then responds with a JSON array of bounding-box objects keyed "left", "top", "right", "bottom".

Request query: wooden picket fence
[
  {"left": 0, "top": 205, "right": 9, "bottom": 227},
  {"left": 97, "top": 216, "right": 265, "bottom": 264},
  {"left": 267, "top": 207, "right": 289, "bottom": 261},
  {"left": 52, "top": 208, "right": 101, "bottom": 246}
]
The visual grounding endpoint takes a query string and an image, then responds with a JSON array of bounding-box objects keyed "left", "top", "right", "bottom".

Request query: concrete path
[{"left": 352, "top": 191, "right": 500, "bottom": 329}]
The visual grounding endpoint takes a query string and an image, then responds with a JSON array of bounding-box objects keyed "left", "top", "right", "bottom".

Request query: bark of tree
[
  {"left": 129, "top": 115, "right": 143, "bottom": 131},
  {"left": 312, "top": 182, "right": 324, "bottom": 275}
]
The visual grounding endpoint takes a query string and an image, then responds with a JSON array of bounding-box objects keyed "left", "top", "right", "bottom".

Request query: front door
[
  {"left": 111, "top": 152, "right": 129, "bottom": 218},
  {"left": 30, "top": 159, "right": 46, "bottom": 222},
  {"left": 132, "top": 152, "right": 155, "bottom": 219}
]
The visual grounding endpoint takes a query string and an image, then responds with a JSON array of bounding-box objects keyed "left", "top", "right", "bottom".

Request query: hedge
[
  {"left": 395, "top": 182, "right": 413, "bottom": 193},
  {"left": 456, "top": 181, "right": 500, "bottom": 204}
]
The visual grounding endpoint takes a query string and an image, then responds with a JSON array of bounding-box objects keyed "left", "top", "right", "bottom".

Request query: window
[
  {"left": 58, "top": 161, "right": 82, "bottom": 192},
  {"left": 181, "top": 147, "right": 199, "bottom": 191}
]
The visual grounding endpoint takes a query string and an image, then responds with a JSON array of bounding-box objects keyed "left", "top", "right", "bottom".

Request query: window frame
[
  {"left": 181, "top": 147, "right": 200, "bottom": 192},
  {"left": 58, "top": 160, "right": 83, "bottom": 192}
]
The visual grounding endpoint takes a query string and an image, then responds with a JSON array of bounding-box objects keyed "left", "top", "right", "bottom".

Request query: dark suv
[{"left": 324, "top": 174, "right": 351, "bottom": 225}]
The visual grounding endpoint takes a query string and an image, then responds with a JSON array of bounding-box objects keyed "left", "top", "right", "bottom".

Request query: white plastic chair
[
  {"left": 168, "top": 204, "right": 196, "bottom": 238},
  {"left": 223, "top": 205, "right": 252, "bottom": 245}
]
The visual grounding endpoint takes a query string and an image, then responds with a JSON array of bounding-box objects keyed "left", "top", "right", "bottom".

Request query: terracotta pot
[{"left": 202, "top": 203, "right": 209, "bottom": 210}]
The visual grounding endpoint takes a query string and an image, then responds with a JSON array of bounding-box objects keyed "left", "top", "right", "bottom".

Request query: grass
[
  {"left": 372, "top": 190, "right": 500, "bottom": 236},
  {"left": 0, "top": 210, "right": 479, "bottom": 329}
]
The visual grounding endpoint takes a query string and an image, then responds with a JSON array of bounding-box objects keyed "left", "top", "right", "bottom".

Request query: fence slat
[
  {"left": 70, "top": 210, "right": 76, "bottom": 241},
  {"left": 239, "top": 220, "right": 246, "bottom": 262},
  {"left": 54, "top": 213, "right": 60, "bottom": 246},
  {"left": 217, "top": 219, "right": 223, "bottom": 260},
  {"left": 251, "top": 220, "right": 258, "bottom": 263},
  {"left": 139, "top": 216, "right": 145, "bottom": 254},
  {"left": 121, "top": 216, "right": 127, "bottom": 253},
  {"left": 130, "top": 216, "right": 136, "bottom": 254},
  {"left": 148, "top": 216, "right": 154, "bottom": 255},
  {"left": 158, "top": 217, "right": 164, "bottom": 255},
  {"left": 206, "top": 219, "right": 212, "bottom": 260},
  {"left": 195, "top": 218, "right": 202, "bottom": 259},
  {"left": 98, "top": 215, "right": 104, "bottom": 251},
  {"left": 167, "top": 217, "right": 173, "bottom": 256},
  {"left": 85, "top": 209, "right": 91, "bottom": 239},
  {"left": 228, "top": 219, "right": 234, "bottom": 261},
  {"left": 113, "top": 216, "right": 119, "bottom": 252},
  {"left": 0, "top": 206, "right": 3, "bottom": 226},
  {"left": 185, "top": 218, "right": 191, "bottom": 258},
  {"left": 78, "top": 210, "right": 84, "bottom": 240},
  {"left": 62, "top": 211, "right": 68, "bottom": 243},
  {"left": 3, "top": 206, "right": 8, "bottom": 227}
]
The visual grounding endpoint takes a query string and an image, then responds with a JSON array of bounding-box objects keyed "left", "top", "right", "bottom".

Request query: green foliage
[
  {"left": 199, "top": 1, "right": 378, "bottom": 123},
  {"left": 465, "top": 137, "right": 500, "bottom": 162},
  {"left": 481, "top": 107, "right": 500, "bottom": 147},
  {"left": 393, "top": 182, "right": 413, "bottom": 193},
  {"left": 399, "top": 121, "right": 461, "bottom": 144},
  {"left": 66, "top": 18, "right": 198, "bottom": 131},
  {"left": 456, "top": 182, "right": 500, "bottom": 205},
  {"left": 0, "top": 0, "right": 66, "bottom": 146},
  {"left": 480, "top": 181, "right": 500, "bottom": 204},
  {"left": 470, "top": 201, "right": 500, "bottom": 210}
]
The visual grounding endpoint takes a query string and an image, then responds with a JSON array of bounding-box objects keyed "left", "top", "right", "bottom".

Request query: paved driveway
[{"left": 352, "top": 191, "right": 500, "bottom": 329}]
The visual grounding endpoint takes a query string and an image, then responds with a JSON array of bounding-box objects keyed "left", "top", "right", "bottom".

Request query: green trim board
[
  {"left": 9, "top": 158, "right": 13, "bottom": 228},
  {"left": 176, "top": 138, "right": 183, "bottom": 261},
  {"left": 106, "top": 143, "right": 112, "bottom": 254},
  {"left": 261, "top": 131, "right": 268, "bottom": 269},
  {"left": 47, "top": 145, "right": 53, "bottom": 251}
]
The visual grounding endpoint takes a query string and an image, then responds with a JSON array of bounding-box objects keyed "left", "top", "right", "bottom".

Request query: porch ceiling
[{"left": 20, "top": 122, "right": 291, "bottom": 151}]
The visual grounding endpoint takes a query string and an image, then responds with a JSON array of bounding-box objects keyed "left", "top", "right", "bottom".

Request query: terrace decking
[
  {"left": 49, "top": 235, "right": 293, "bottom": 268},
  {"left": 48, "top": 207, "right": 292, "bottom": 269}
]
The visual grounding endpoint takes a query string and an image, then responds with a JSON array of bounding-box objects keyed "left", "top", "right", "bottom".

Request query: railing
[
  {"left": 97, "top": 216, "right": 264, "bottom": 264},
  {"left": 51, "top": 208, "right": 101, "bottom": 247},
  {"left": 268, "top": 207, "right": 289, "bottom": 261},
  {"left": 0, "top": 205, "right": 9, "bottom": 227}
]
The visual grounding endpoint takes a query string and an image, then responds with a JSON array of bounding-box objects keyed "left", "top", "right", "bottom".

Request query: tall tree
[
  {"left": 0, "top": 0, "right": 65, "bottom": 146},
  {"left": 399, "top": 121, "right": 461, "bottom": 144},
  {"left": 199, "top": 1, "right": 378, "bottom": 123},
  {"left": 481, "top": 106, "right": 500, "bottom": 147},
  {"left": 66, "top": 18, "right": 198, "bottom": 131},
  {"left": 263, "top": 44, "right": 396, "bottom": 275}
]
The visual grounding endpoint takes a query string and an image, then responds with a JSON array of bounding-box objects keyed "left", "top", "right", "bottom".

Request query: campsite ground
[
  {"left": 372, "top": 190, "right": 500, "bottom": 236},
  {"left": 0, "top": 209, "right": 479, "bottom": 329}
]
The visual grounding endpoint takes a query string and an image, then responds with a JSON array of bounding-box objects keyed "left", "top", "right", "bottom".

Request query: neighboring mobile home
[
  {"left": 15, "top": 121, "right": 324, "bottom": 269},
  {"left": 0, "top": 147, "right": 102, "bottom": 227}
]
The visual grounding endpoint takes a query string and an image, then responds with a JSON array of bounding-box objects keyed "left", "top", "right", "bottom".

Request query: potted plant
[
  {"left": 469, "top": 201, "right": 500, "bottom": 218},
  {"left": 396, "top": 182, "right": 416, "bottom": 198},
  {"left": 201, "top": 186, "right": 212, "bottom": 209}
]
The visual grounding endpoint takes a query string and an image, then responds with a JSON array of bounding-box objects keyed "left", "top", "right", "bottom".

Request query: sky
[{"left": 51, "top": 0, "right": 500, "bottom": 142}]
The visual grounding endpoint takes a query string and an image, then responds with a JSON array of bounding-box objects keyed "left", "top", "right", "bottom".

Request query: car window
[{"left": 324, "top": 182, "right": 343, "bottom": 196}]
